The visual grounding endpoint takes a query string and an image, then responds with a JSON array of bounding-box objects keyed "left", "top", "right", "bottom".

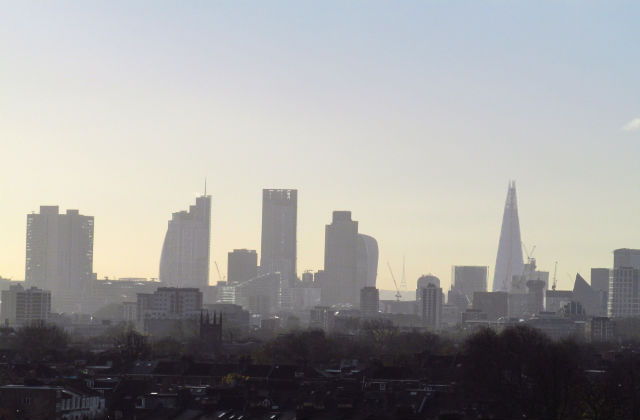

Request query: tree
[{"left": 14, "top": 322, "right": 69, "bottom": 361}]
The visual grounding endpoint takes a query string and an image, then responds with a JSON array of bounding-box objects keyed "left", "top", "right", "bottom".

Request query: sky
[{"left": 1, "top": 1, "right": 639, "bottom": 293}]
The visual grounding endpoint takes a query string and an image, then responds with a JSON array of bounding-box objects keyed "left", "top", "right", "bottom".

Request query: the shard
[{"left": 492, "top": 181, "right": 524, "bottom": 292}]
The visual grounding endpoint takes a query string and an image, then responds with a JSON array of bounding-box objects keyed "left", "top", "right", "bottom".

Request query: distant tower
[
  {"left": 356, "top": 234, "right": 378, "bottom": 288},
  {"left": 322, "top": 211, "right": 359, "bottom": 306},
  {"left": 25, "top": 206, "right": 94, "bottom": 312},
  {"left": 159, "top": 195, "right": 211, "bottom": 289},
  {"left": 260, "top": 189, "right": 297, "bottom": 287},
  {"left": 492, "top": 181, "right": 524, "bottom": 292}
]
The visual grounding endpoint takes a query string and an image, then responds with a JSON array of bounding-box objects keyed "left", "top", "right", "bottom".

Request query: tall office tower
[
  {"left": 323, "top": 211, "right": 358, "bottom": 306},
  {"left": 453, "top": 266, "right": 487, "bottom": 301},
  {"left": 228, "top": 249, "right": 258, "bottom": 284},
  {"left": 608, "top": 249, "right": 640, "bottom": 318},
  {"left": 1, "top": 284, "right": 51, "bottom": 327},
  {"left": 356, "top": 234, "right": 378, "bottom": 288},
  {"left": 492, "top": 181, "right": 524, "bottom": 292},
  {"left": 25, "top": 206, "right": 94, "bottom": 304},
  {"left": 260, "top": 189, "right": 297, "bottom": 287},
  {"left": 159, "top": 195, "right": 211, "bottom": 289},
  {"left": 421, "top": 284, "right": 443, "bottom": 330}
]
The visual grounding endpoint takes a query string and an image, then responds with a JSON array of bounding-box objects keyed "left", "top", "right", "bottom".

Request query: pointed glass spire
[{"left": 492, "top": 181, "right": 524, "bottom": 292}]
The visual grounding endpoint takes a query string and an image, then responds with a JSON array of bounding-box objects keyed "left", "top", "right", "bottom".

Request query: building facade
[
  {"left": 136, "top": 287, "right": 203, "bottom": 332},
  {"left": 609, "top": 249, "right": 640, "bottom": 318},
  {"left": 159, "top": 195, "right": 211, "bottom": 289},
  {"left": 421, "top": 284, "right": 443, "bottom": 330}
]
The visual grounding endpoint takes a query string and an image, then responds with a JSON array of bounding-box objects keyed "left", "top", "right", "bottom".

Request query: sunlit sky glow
[{"left": 1, "top": 1, "right": 639, "bottom": 292}]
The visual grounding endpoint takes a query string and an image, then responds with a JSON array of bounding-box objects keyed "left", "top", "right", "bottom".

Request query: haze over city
[{"left": 2, "top": 2, "right": 640, "bottom": 292}]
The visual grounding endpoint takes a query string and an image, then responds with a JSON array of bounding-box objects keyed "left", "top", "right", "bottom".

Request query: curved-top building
[
  {"left": 159, "top": 195, "right": 211, "bottom": 289},
  {"left": 357, "top": 234, "right": 378, "bottom": 288}
]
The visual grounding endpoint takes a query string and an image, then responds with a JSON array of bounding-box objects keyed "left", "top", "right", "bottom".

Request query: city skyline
[
  {"left": 1, "top": 2, "right": 639, "bottom": 292},
  {"left": 0, "top": 181, "right": 629, "bottom": 293}
]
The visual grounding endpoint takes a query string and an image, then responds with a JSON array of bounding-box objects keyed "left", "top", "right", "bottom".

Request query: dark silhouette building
[
  {"left": 472, "top": 291, "right": 508, "bottom": 321},
  {"left": 360, "top": 287, "right": 379, "bottom": 316},
  {"left": 228, "top": 249, "right": 258, "bottom": 284},
  {"left": 200, "top": 310, "right": 223, "bottom": 352}
]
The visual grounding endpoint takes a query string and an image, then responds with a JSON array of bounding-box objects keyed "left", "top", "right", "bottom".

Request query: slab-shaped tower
[{"left": 492, "top": 181, "right": 524, "bottom": 292}]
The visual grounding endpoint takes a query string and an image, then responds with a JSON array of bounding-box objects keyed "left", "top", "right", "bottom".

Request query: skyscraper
[
  {"left": 260, "top": 189, "right": 297, "bottom": 286},
  {"left": 321, "top": 211, "right": 377, "bottom": 306},
  {"left": 492, "top": 181, "right": 524, "bottom": 292},
  {"left": 608, "top": 249, "right": 640, "bottom": 318},
  {"left": 159, "top": 195, "right": 211, "bottom": 289},
  {"left": 25, "top": 206, "right": 94, "bottom": 309},
  {"left": 322, "top": 211, "right": 358, "bottom": 306}
]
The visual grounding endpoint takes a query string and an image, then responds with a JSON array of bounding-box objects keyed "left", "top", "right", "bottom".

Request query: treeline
[{"left": 4, "top": 321, "right": 640, "bottom": 418}]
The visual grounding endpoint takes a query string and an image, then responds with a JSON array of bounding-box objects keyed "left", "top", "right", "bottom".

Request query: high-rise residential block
[
  {"left": 421, "top": 284, "right": 443, "bottom": 330},
  {"left": 25, "top": 206, "right": 94, "bottom": 311},
  {"left": 260, "top": 189, "right": 297, "bottom": 286},
  {"left": 159, "top": 195, "right": 211, "bottom": 289}
]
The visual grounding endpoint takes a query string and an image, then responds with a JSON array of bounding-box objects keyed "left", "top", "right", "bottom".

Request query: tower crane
[
  {"left": 214, "top": 261, "right": 226, "bottom": 283},
  {"left": 387, "top": 262, "right": 402, "bottom": 302}
]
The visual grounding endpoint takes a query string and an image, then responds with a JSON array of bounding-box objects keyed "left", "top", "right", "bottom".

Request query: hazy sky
[{"left": 1, "top": 1, "right": 639, "bottom": 293}]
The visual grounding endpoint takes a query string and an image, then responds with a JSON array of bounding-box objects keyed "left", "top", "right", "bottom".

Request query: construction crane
[
  {"left": 214, "top": 261, "right": 226, "bottom": 283},
  {"left": 387, "top": 262, "right": 402, "bottom": 301},
  {"left": 552, "top": 261, "right": 558, "bottom": 291},
  {"left": 400, "top": 255, "right": 407, "bottom": 291},
  {"left": 523, "top": 243, "right": 536, "bottom": 264}
]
